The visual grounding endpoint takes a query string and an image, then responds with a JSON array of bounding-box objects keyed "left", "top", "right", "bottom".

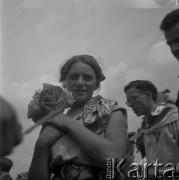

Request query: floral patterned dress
[{"left": 49, "top": 95, "right": 127, "bottom": 180}]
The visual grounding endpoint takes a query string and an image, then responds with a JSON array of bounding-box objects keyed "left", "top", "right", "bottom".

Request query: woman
[{"left": 28, "top": 55, "right": 128, "bottom": 180}]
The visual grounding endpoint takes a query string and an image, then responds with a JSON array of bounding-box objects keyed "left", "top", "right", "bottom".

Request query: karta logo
[{"left": 106, "top": 158, "right": 179, "bottom": 179}]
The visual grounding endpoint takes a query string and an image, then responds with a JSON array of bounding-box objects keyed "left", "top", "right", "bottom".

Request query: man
[
  {"left": 0, "top": 157, "right": 13, "bottom": 180},
  {"left": 0, "top": 96, "right": 22, "bottom": 156},
  {"left": 160, "top": 9, "right": 179, "bottom": 112},
  {"left": 124, "top": 80, "right": 179, "bottom": 179}
]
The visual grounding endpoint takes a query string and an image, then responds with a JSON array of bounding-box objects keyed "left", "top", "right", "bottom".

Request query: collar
[
  {"left": 150, "top": 105, "right": 165, "bottom": 116},
  {"left": 0, "top": 173, "right": 9, "bottom": 179}
]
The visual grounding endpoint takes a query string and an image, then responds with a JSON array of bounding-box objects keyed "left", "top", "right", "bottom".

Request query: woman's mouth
[
  {"left": 74, "top": 90, "right": 87, "bottom": 94},
  {"left": 74, "top": 90, "right": 86, "bottom": 92}
]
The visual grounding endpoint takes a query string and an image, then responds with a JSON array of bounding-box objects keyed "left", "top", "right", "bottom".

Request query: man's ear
[{"left": 146, "top": 91, "right": 153, "bottom": 99}]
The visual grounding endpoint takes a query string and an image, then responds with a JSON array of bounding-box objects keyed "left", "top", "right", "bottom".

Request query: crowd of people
[{"left": 0, "top": 9, "right": 179, "bottom": 180}]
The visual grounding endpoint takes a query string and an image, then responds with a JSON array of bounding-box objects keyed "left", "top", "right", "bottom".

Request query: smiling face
[
  {"left": 165, "top": 22, "right": 179, "bottom": 61},
  {"left": 65, "top": 61, "right": 97, "bottom": 103},
  {"left": 125, "top": 87, "right": 152, "bottom": 117}
]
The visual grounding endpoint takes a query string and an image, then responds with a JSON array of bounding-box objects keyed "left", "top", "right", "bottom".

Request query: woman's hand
[
  {"left": 29, "top": 125, "right": 60, "bottom": 180},
  {"left": 45, "top": 114, "right": 74, "bottom": 132}
]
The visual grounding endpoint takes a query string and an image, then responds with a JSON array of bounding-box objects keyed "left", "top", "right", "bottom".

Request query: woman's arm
[
  {"left": 28, "top": 126, "right": 63, "bottom": 180},
  {"left": 48, "top": 110, "right": 128, "bottom": 167},
  {"left": 28, "top": 142, "right": 50, "bottom": 180}
]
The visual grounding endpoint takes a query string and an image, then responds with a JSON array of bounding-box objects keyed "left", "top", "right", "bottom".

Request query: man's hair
[
  {"left": 160, "top": 9, "right": 179, "bottom": 32},
  {"left": 124, "top": 80, "right": 158, "bottom": 102}
]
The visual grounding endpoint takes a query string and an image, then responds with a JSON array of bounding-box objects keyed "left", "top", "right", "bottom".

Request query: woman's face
[{"left": 65, "top": 61, "right": 98, "bottom": 102}]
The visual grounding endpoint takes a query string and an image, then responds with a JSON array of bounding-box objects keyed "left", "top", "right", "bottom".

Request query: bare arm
[
  {"left": 28, "top": 142, "right": 50, "bottom": 180},
  {"left": 48, "top": 110, "right": 128, "bottom": 167},
  {"left": 28, "top": 126, "right": 63, "bottom": 180}
]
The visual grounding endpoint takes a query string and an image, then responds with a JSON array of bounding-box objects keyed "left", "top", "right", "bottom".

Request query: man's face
[
  {"left": 164, "top": 22, "right": 179, "bottom": 61},
  {"left": 125, "top": 87, "right": 151, "bottom": 116}
]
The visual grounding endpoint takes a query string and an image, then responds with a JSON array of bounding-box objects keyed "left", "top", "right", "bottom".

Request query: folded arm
[{"left": 49, "top": 110, "right": 128, "bottom": 167}]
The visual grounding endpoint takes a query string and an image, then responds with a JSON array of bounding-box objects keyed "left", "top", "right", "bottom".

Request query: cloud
[
  {"left": 1, "top": 74, "right": 59, "bottom": 126},
  {"left": 120, "top": 0, "right": 160, "bottom": 8},
  {"left": 106, "top": 62, "right": 128, "bottom": 79},
  {"left": 24, "top": 0, "right": 47, "bottom": 8},
  {"left": 98, "top": 62, "right": 132, "bottom": 108},
  {"left": 155, "top": 0, "right": 178, "bottom": 8},
  {"left": 124, "top": 68, "right": 151, "bottom": 83},
  {"left": 10, "top": 74, "right": 59, "bottom": 103},
  {"left": 35, "top": 15, "right": 58, "bottom": 36},
  {"left": 72, "top": 0, "right": 92, "bottom": 1},
  {"left": 10, "top": 0, "right": 178, "bottom": 8},
  {"left": 101, "top": 62, "right": 128, "bottom": 90},
  {"left": 24, "top": 0, "right": 161, "bottom": 8},
  {"left": 100, "top": 61, "right": 154, "bottom": 103},
  {"left": 102, "top": 62, "right": 151, "bottom": 88},
  {"left": 148, "top": 41, "right": 174, "bottom": 65}
]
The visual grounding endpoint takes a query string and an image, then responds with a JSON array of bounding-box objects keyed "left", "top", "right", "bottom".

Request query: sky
[{"left": 0, "top": 0, "right": 179, "bottom": 178}]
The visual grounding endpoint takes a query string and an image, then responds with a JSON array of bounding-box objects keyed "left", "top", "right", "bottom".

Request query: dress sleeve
[{"left": 85, "top": 98, "right": 128, "bottom": 134}]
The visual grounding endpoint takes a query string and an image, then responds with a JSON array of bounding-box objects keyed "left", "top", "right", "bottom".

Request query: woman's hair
[
  {"left": 59, "top": 55, "right": 105, "bottom": 88},
  {"left": 124, "top": 80, "right": 158, "bottom": 102}
]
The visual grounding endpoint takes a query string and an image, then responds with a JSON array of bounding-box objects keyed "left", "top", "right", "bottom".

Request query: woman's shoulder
[{"left": 97, "top": 96, "right": 127, "bottom": 118}]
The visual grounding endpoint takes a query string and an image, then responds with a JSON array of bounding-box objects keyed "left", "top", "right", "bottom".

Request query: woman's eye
[{"left": 84, "top": 76, "right": 93, "bottom": 81}]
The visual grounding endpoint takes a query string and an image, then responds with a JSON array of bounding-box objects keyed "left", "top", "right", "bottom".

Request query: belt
[{"left": 52, "top": 163, "right": 102, "bottom": 180}]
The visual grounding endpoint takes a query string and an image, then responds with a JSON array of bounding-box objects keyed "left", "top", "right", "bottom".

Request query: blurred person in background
[
  {"left": 160, "top": 9, "right": 179, "bottom": 113},
  {"left": 0, "top": 157, "right": 13, "bottom": 180},
  {"left": 0, "top": 96, "right": 22, "bottom": 156},
  {"left": 160, "top": 9, "right": 179, "bottom": 175}
]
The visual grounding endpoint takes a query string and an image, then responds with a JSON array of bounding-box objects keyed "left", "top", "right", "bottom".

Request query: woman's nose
[{"left": 76, "top": 77, "right": 84, "bottom": 86}]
